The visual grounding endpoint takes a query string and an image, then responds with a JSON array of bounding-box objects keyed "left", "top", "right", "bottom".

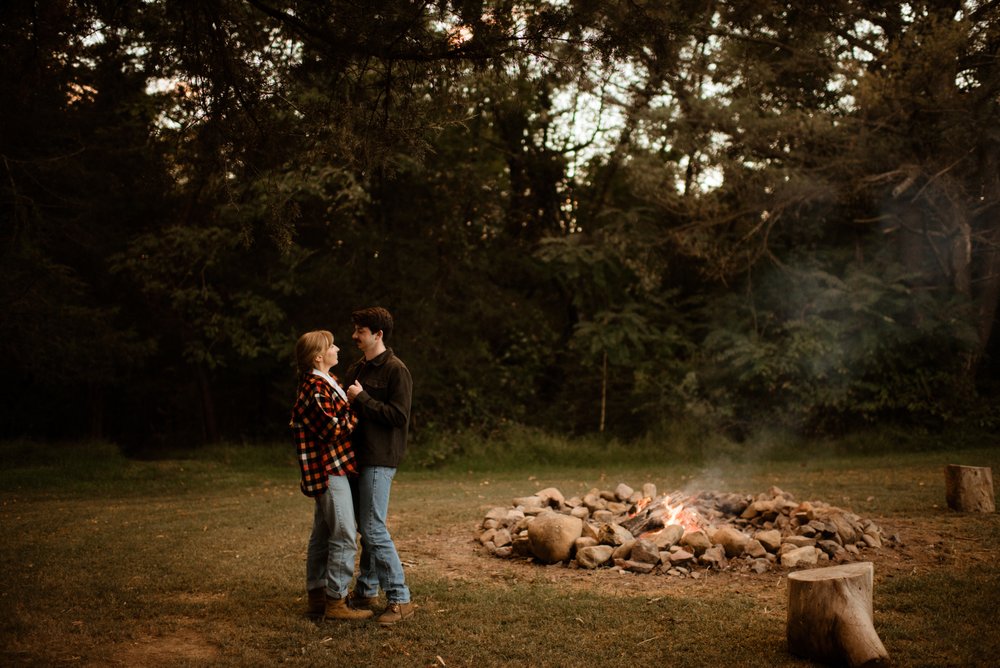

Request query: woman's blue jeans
[
  {"left": 305, "top": 475, "right": 356, "bottom": 598},
  {"left": 352, "top": 466, "right": 411, "bottom": 604}
]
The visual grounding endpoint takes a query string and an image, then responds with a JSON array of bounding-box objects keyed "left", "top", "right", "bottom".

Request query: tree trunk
[
  {"left": 787, "top": 562, "right": 890, "bottom": 668},
  {"left": 944, "top": 465, "right": 995, "bottom": 513},
  {"left": 87, "top": 384, "right": 104, "bottom": 440},
  {"left": 599, "top": 350, "right": 607, "bottom": 433},
  {"left": 196, "top": 365, "right": 219, "bottom": 443}
]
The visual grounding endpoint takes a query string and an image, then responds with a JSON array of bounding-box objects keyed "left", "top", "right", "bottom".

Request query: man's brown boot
[
  {"left": 325, "top": 596, "right": 374, "bottom": 621},
  {"left": 347, "top": 590, "right": 378, "bottom": 611},
  {"left": 376, "top": 601, "right": 415, "bottom": 626},
  {"left": 305, "top": 588, "right": 327, "bottom": 617}
]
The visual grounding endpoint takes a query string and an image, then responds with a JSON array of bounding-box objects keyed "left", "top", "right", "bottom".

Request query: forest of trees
[{"left": 2, "top": 1, "right": 998, "bottom": 453}]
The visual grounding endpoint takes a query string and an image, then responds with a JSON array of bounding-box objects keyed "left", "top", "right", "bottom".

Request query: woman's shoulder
[{"left": 299, "top": 373, "right": 328, "bottom": 391}]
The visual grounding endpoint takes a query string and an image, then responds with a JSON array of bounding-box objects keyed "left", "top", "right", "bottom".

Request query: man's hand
[{"left": 347, "top": 380, "right": 363, "bottom": 402}]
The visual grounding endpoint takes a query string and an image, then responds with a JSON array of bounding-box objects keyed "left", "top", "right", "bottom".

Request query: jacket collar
[{"left": 364, "top": 347, "right": 393, "bottom": 367}]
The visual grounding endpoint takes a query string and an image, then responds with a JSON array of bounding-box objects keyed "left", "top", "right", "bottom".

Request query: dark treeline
[{"left": 2, "top": 1, "right": 998, "bottom": 453}]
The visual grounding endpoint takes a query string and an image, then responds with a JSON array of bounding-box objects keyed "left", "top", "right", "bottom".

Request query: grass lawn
[{"left": 1, "top": 438, "right": 998, "bottom": 667}]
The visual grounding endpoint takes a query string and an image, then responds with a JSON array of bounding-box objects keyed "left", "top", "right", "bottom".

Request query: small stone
[
  {"left": 576, "top": 545, "right": 614, "bottom": 569},
  {"left": 699, "top": 545, "right": 728, "bottom": 569},
  {"left": 536, "top": 487, "right": 565, "bottom": 508},
  {"left": 712, "top": 526, "right": 750, "bottom": 558},
  {"left": 623, "top": 559, "right": 656, "bottom": 574},
  {"left": 503, "top": 509, "right": 526, "bottom": 526},
  {"left": 614, "top": 483, "right": 634, "bottom": 501},
  {"left": 630, "top": 539, "right": 661, "bottom": 564},
  {"left": 782, "top": 535, "right": 817, "bottom": 548},
  {"left": 592, "top": 510, "right": 614, "bottom": 523},
  {"left": 583, "top": 493, "right": 604, "bottom": 512},
  {"left": 780, "top": 546, "right": 819, "bottom": 568},
  {"left": 598, "top": 523, "right": 635, "bottom": 546},
  {"left": 680, "top": 529, "right": 711, "bottom": 555},
  {"left": 513, "top": 495, "right": 544, "bottom": 510},
  {"left": 653, "top": 524, "right": 685, "bottom": 549},
  {"left": 485, "top": 507, "right": 507, "bottom": 522},
  {"left": 817, "top": 540, "right": 846, "bottom": 559},
  {"left": 669, "top": 549, "right": 695, "bottom": 564},
  {"left": 862, "top": 533, "right": 882, "bottom": 548},
  {"left": 755, "top": 529, "right": 782, "bottom": 552},
  {"left": 744, "top": 539, "right": 767, "bottom": 559},
  {"left": 493, "top": 528, "right": 512, "bottom": 547},
  {"left": 612, "top": 540, "right": 636, "bottom": 560}
]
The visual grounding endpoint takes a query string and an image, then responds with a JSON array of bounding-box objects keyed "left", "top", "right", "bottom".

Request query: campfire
[{"left": 477, "top": 483, "right": 891, "bottom": 576}]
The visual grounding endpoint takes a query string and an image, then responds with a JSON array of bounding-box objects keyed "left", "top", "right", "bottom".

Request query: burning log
[
  {"left": 944, "top": 465, "right": 995, "bottom": 513},
  {"left": 787, "top": 562, "right": 890, "bottom": 668}
]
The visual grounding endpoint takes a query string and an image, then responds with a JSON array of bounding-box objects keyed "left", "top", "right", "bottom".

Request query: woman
[{"left": 290, "top": 330, "right": 372, "bottom": 621}]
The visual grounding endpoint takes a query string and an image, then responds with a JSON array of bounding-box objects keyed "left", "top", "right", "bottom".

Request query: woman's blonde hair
[{"left": 295, "top": 330, "right": 333, "bottom": 376}]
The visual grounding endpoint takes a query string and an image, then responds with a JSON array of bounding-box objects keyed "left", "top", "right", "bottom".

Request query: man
[{"left": 344, "top": 306, "right": 414, "bottom": 625}]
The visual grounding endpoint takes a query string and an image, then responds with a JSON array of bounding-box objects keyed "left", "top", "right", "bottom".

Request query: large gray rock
[
  {"left": 536, "top": 487, "right": 566, "bottom": 508},
  {"left": 576, "top": 545, "right": 614, "bottom": 569},
  {"left": 781, "top": 545, "right": 820, "bottom": 568},
  {"left": 527, "top": 511, "right": 583, "bottom": 563},
  {"left": 653, "top": 524, "right": 685, "bottom": 549},
  {"left": 680, "top": 529, "right": 711, "bottom": 555},
  {"left": 598, "top": 522, "right": 635, "bottom": 546},
  {"left": 699, "top": 545, "right": 728, "bottom": 569},
  {"left": 711, "top": 526, "right": 750, "bottom": 558},
  {"left": 614, "top": 483, "right": 634, "bottom": 501},
  {"left": 493, "top": 528, "right": 512, "bottom": 548},
  {"left": 755, "top": 529, "right": 782, "bottom": 552},
  {"left": 630, "top": 539, "right": 661, "bottom": 564}
]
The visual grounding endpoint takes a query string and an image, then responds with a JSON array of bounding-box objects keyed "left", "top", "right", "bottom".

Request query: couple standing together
[{"left": 290, "top": 307, "right": 414, "bottom": 625}]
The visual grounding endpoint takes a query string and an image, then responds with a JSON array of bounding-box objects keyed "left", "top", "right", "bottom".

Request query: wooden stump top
[{"left": 787, "top": 561, "right": 873, "bottom": 583}]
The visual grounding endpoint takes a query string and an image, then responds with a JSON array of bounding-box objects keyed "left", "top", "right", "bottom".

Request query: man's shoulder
[{"left": 383, "top": 350, "right": 410, "bottom": 373}]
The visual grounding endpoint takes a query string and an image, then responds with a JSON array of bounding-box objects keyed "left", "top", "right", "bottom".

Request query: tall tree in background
[{"left": 1, "top": 1, "right": 997, "bottom": 446}]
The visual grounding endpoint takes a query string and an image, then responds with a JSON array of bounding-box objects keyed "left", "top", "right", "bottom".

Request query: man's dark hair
[{"left": 352, "top": 306, "right": 394, "bottom": 341}]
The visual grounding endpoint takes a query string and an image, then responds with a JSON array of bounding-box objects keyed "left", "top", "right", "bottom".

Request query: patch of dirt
[{"left": 110, "top": 619, "right": 219, "bottom": 667}]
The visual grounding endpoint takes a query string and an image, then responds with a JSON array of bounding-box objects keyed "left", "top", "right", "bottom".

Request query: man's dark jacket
[{"left": 344, "top": 348, "right": 412, "bottom": 468}]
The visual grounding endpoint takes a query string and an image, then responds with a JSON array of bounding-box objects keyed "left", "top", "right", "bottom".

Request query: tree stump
[
  {"left": 787, "top": 562, "right": 890, "bottom": 668},
  {"left": 944, "top": 465, "right": 995, "bottom": 513}
]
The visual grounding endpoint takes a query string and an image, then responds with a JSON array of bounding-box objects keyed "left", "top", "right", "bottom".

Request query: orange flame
[{"left": 638, "top": 496, "right": 703, "bottom": 537}]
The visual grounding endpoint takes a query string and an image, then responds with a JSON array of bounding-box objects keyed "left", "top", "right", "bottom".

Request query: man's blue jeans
[
  {"left": 352, "top": 466, "right": 411, "bottom": 604},
  {"left": 305, "top": 475, "right": 357, "bottom": 598}
]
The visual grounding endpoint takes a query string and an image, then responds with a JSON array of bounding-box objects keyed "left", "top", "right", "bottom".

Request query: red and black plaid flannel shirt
[{"left": 290, "top": 373, "right": 359, "bottom": 497}]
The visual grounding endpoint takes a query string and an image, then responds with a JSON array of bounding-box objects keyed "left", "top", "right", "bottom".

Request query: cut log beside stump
[
  {"left": 787, "top": 562, "right": 890, "bottom": 668},
  {"left": 944, "top": 465, "right": 995, "bottom": 513}
]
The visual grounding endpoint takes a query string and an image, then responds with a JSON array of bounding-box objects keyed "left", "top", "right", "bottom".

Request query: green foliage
[
  {"left": 2, "top": 1, "right": 998, "bottom": 448},
  {"left": 684, "top": 259, "right": 980, "bottom": 434}
]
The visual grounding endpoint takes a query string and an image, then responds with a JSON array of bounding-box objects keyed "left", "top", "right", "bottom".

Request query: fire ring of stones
[{"left": 477, "top": 483, "right": 892, "bottom": 577}]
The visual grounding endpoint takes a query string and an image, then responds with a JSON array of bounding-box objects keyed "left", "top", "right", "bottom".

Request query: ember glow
[
  {"left": 629, "top": 494, "right": 705, "bottom": 536},
  {"left": 631, "top": 496, "right": 651, "bottom": 514},
  {"left": 657, "top": 500, "right": 703, "bottom": 533}
]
